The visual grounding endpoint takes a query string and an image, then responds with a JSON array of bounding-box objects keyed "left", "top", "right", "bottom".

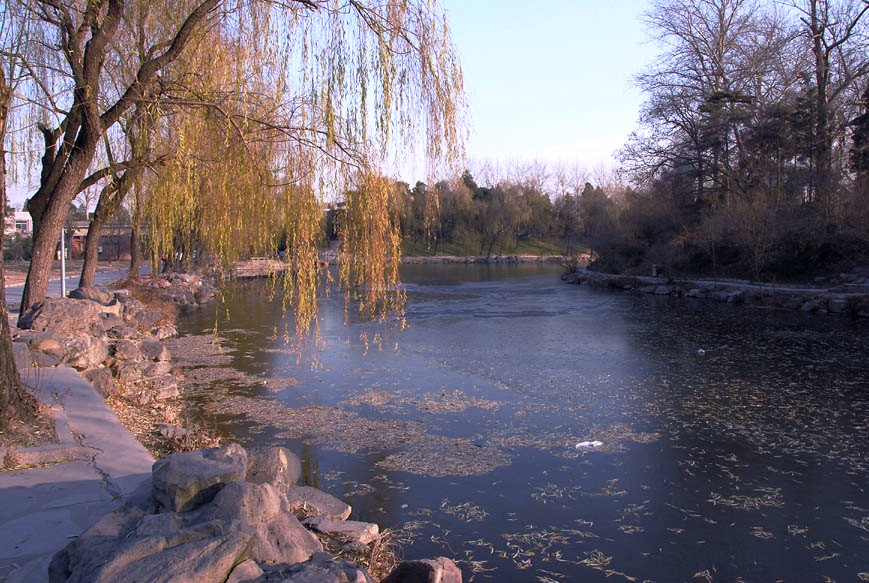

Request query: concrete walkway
[
  {"left": 0, "top": 366, "right": 154, "bottom": 583},
  {"left": 4, "top": 266, "right": 133, "bottom": 313}
]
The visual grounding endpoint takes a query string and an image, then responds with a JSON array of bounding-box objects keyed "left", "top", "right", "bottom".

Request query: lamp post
[{"left": 60, "top": 224, "right": 67, "bottom": 297}]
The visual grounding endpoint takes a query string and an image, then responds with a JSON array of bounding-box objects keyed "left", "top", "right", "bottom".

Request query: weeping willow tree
[
  {"left": 10, "top": 0, "right": 464, "bottom": 313},
  {"left": 1, "top": 0, "right": 463, "bottom": 424},
  {"left": 138, "top": 0, "right": 465, "bottom": 338}
]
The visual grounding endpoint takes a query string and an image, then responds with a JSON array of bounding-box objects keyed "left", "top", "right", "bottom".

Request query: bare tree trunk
[
  {"left": 20, "top": 170, "right": 91, "bottom": 317},
  {"left": 81, "top": 169, "right": 136, "bottom": 288},
  {"left": 80, "top": 218, "right": 105, "bottom": 289},
  {"left": 809, "top": 0, "right": 832, "bottom": 211},
  {"left": 0, "top": 67, "right": 36, "bottom": 431}
]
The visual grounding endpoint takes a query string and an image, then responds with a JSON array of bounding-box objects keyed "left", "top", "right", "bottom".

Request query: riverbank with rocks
[
  {"left": 6, "top": 271, "right": 464, "bottom": 582},
  {"left": 49, "top": 443, "right": 460, "bottom": 582},
  {"left": 9, "top": 273, "right": 221, "bottom": 457},
  {"left": 562, "top": 267, "right": 869, "bottom": 317}
]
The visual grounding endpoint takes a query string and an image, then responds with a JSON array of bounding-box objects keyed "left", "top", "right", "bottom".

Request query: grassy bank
[{"left": 401, "top": 237, "right": 578, "bottom": 258}]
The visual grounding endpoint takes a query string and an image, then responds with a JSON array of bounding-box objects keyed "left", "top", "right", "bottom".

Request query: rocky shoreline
[
  {"left": 562, "top": 267, "right": 869, "bottom": 317},
  {"left": 9, "top": 272, "right": 464, "bottom": 582},
  {"left": 50, "top": 443, "right": 460, "bottom": 583}
]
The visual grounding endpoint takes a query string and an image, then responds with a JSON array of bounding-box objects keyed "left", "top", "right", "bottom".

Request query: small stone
[
  {"left": 286, "top": 486, "right": 352, "bottom": 520},
  {"left": 153, "top": 375, "right": 180, "bottom": 400},
  {"left": 152, "top": 443, "right": 248, "bottom": 512},
  {"left": 271, "top": 553, "right": 374, "bottom": 583},
  {"left": 156, "top": 423, "right": 192, "bottom": 440},
  {"left": 246, "top": 447, "right": 302, "bottom": 491},
  {"left": 112, "top": 339, "right": 144, "bottom": 361},
  {"left": 144, "top": 361, "right": 173, "bottom": 377},
  {"left": 226, "top": 559, "right": 263, "bottom": 583},
  {"left": 107, "top": 325, "right": 140, "bottom": 339},
  {"left": 303, "top": 516, "right": 380, "bottom": 545},
  {"left": 140, "top": 338, "right": 171, "bottom": 361},
  {"left": 151, "top": 324, "right": 178, "bottom": 340},
  {"left": 84, "top": 367, "right": 116, "bottom": 398}
]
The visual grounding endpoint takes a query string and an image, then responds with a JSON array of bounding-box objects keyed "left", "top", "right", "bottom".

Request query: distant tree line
[
  {"left": 609, "top": 0, "right": 869, "bottom": 281},
  {"left": 371, "top": 166, "right": 625, "bottom": 258}
]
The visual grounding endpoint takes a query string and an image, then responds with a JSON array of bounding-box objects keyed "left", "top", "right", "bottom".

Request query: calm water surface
[{"left": 177, "top": 264, "right": 868, "bottom": 582}]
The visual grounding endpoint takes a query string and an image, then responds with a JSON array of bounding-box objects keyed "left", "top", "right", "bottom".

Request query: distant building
[
  {"left": 62, "top": 221, "right": 132, "bottom": 261},
  {"left": 3, "top": 210, "right": 33, "bottom": 236}
]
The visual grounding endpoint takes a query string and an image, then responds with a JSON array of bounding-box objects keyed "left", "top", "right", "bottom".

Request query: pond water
[{"left": 175, "top": 264, "right": 868, "bottom": 582}]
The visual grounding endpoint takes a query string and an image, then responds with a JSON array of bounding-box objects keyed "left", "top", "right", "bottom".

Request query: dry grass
[
  {"left": 288, "top": 503, "right": 401, "bottom": 580},
  {"left": 121, "top": 278, "right": 179, "bottom": 328},
  {"left": 0, "top": 391, "right": 58, "bottom": 470},
  {"left": 318, "top": 528, "right": 402, "bottom": 581},
  {"left": 105, "top": 378, "right": 222, "bottom": 459}
]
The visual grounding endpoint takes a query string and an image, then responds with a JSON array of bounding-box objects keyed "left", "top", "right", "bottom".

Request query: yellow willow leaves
[
  {"left": 279, "top": 185, "right": 324, "bottom": 346},
  {"left": 340, "top": 172, "right": 405, "bottom": 327},
  {"left": 136, "top": 0, "right": 464, "bottom": 347}
]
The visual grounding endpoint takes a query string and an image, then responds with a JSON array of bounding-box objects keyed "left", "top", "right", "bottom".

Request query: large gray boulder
[
  {"left": 11, "top": 341, "right": 32, "bottom": 370},
  {"left": 18, "top": 298, "right": 105, "bottom": 336},
  {"left": 200, "top": 481, "right": 322, "bottom": 565},
  {"left": 152, "top": 444, "right": 248, "bottom": 512},
  {"left": 68, "top": 286, "right": 116, "bottom": 306},
  {"left": 62, "top": 333, "right": 109, "bottom": 370},
  {"left": 50, "top": 446, "right": 409, "bottom": 583}
]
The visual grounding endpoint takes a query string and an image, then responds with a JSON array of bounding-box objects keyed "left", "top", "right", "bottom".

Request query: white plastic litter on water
[{"left": 576, "top": 441, "right": 604, "bottom": 449}]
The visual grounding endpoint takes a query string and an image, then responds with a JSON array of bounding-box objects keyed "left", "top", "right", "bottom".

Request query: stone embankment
[
  {"left": 12, "top": 273, "right": 218, "bottom": 408},
  {"left": 49, "top": 443, "right": 461, "bottom": 583},
  {"left": 563, "top": 268, "right": 869, "bottom": 317}
]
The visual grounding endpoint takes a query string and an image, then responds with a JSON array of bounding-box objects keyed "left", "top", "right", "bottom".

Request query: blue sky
[{"left": 441, "top": 0, "right": 650, "bottom": 173}]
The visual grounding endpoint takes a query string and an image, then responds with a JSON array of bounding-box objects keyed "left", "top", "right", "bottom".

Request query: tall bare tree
[{"left": 794, "top": 0, "right": 869, "bottom": 211}]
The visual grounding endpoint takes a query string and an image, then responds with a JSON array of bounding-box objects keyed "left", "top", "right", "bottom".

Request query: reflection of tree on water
[{"left": 170, "top": 266, "right": 869, "bottom": 582}]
